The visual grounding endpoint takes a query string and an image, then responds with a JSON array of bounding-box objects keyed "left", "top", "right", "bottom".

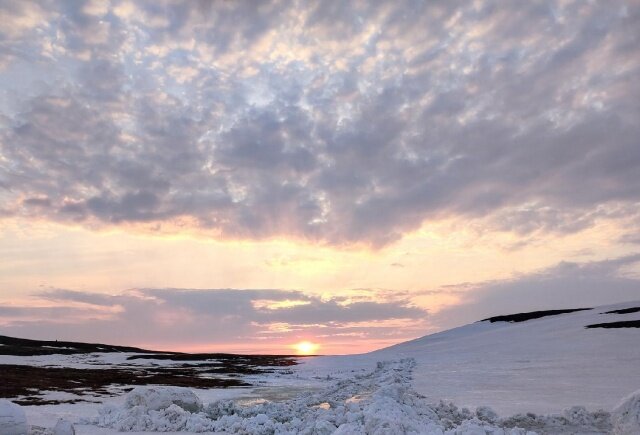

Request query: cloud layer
[
  {"left": 1, "top": 1, "right": 639, "bottom": 246},
  {"left": 2, "top": 254, "right": 638, "bottom": 352},
  {"left": 0, "top": 287, "right": 427, "bottom": 352}
]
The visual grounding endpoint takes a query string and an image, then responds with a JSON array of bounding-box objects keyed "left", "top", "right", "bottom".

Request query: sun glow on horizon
[{"left": 294, "top": 341, "right": 320, "bottom": 355}]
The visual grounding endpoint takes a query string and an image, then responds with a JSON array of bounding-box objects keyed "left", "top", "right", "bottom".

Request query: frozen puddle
[
  {"left": 237, "top": 385, "right": 323, "bottom": 405},
  {"left": 86, "top": 359, "right": 619, "bottom": 434}
]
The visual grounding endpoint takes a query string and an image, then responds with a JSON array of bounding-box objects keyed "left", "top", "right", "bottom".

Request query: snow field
[{"left": 82, "top": 359, "right": 626, "bottom": 434}]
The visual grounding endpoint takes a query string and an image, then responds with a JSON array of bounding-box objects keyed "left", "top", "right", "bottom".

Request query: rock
[
  {"left": 612, "top": 389, "right": 640, "bottom": 435},
  {"left": 52, "top": 419, "right": 75, "bottom": 435},
  {"left": 0, "top": 400, "right": 27, "bottom": 435},
  {"left": 124, "top": 386, "right": 202, "bottom": 413}
]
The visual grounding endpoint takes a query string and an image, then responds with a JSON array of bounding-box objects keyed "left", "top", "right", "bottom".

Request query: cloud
[
  {"left": 0, "top": 287, "right": 427, "bottom": 351},
  {"left": 430, "top": 254, "right": 640, "bottom": 329},
  {"left": 2, "top": 254, "right": 638, "bottom": 351},
  {"left": 0, "top": 1, "right": 639, "bottom": 246}
]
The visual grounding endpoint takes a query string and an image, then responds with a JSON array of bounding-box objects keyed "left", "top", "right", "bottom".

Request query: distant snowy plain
[{"left": 3, "top": 301, "right": 640, "bottom": 434}]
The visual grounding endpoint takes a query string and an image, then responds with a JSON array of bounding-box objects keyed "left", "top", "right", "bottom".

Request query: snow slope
[{"left": 299, "top": 300, "right": 640, "bottom": 416}]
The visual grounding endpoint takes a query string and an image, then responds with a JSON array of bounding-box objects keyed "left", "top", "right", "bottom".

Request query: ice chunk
[
  {"left": 124, "top": 386, "right": 203, "bottom": 413},
  {"left": 252, "top": 413, "right": 269, "bottom": 425},
  {"left": 0, "top": 400, "right": 27, "bottom": 435},
  {"left": 315, "top": 419, "right": 337, "bottom": 434},
  {"left": 52, "top": 419, "right": 75, "bottom": 435},
  {"left": 476, "top": 406, "right": 498, "bottom": 424}
]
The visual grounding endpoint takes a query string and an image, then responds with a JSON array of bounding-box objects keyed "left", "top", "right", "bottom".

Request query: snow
[
  {"left": 0, "top": 399, "right": 28, "bottom": 435},
  {"left": 223, "top": 299, "right": 638, "bottom": 431},
  {"left": 611, "top": 389, "right": 640, "bottom": 435},
  {"left": 83, "top": 358, "right": 612, "bottom": 434},
  {"left": 372, "top": 301, "right": 640, "bottom": 414}
]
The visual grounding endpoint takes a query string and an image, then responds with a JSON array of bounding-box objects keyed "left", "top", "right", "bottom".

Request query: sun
[{"left": 293, "top": 341, "right": 319, "bottom": 355}]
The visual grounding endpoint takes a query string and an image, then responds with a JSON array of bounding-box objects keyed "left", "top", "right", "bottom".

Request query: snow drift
[
  {"left": 0, "top": 399, "right": 27, "bottom": 435},
  {"left": 124, "top": 386, "right": 203, "bottom": 413}
]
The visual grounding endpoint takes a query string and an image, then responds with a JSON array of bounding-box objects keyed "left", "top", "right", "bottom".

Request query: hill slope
[
  {"left": 0, "top": 335, "right": 159, "bottom": 356},
  {"left": 374, "top": 300, "right": 640, "bottom": 414}
]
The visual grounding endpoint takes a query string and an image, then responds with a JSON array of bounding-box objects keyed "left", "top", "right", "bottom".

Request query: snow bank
[
  {"left": 0, "top": 399, "right": 27, "bottom": 435},
  {"left": 612, "top": 389, "right": 640, "bottom": 435},
  {"left": 87, "top": 359, "right": 615, "bottom": 434}
]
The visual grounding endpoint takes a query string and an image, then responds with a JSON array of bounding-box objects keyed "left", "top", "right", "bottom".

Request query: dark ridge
[
  {"left": 127, "top": 353, "right": 302, "bottom": 363},
  {"left": 585, "top": 320, "right": 640, "bottom": 329},
  {"left": 0, "top": 335, "right": 305, "bottom": 358},
  {"left": 603, "top": 306, "right": 640, "bottom": 315},
  {"left": 0, "top": 334, "right": 163, "bottom": 356},
  {"left": 482, "top": 308, "right": 592, "bottom": 323}
]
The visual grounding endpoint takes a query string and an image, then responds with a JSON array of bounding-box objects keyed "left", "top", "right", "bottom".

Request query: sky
[{"left": 0, "top": 0, "right": 639, "bottom": 355}]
